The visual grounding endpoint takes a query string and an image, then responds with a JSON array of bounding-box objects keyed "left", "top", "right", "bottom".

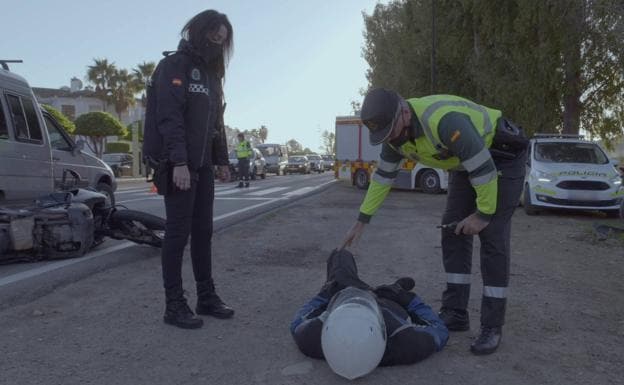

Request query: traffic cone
[{"left": 150, "top": 184, "right": 158, "bottom": 194}]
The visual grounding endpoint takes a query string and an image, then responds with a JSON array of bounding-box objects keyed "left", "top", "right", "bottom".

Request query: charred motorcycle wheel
[{"left": 109, "top": 210, "right": 165, "bottom": 247}]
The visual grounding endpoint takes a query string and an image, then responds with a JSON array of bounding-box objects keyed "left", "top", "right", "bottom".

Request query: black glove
[
  {"left": 317, "top": 280, "right": 346, "bottom": 300},
  {"left": 373, "top": 277, "right": 416, "bottom": 308}
]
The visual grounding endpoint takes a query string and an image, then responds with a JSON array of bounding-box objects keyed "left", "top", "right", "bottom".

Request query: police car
[{"left": 523, "top": 134, "right": 623, "bottom": 216}]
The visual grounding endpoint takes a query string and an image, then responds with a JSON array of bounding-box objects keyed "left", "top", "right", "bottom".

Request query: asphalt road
[{"left": 0, "top": 171, "right": 336, "bottom": 307}]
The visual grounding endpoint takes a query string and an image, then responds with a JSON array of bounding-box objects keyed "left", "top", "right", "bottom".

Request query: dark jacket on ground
[{"left": 143, "top": 39, "right": 228, "bottom": 170}]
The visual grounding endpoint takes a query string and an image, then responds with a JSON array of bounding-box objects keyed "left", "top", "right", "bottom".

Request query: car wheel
[
  {"left": 96, "top": 182, "right": 115, "bottom": 207},
  {"left": 523, "top": 184, "right": 539, "bottom": 215},
  {"left": 354, "top": 169, "right": 369, "bottom": 190},
  {"left": 261, "top": 172, "right": 266, "bottom": 179},
  {"left": 419, "top": 169, "right": 442, "bottom": 194}
]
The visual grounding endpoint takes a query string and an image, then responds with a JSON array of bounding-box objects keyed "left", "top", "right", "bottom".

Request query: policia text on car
[{"left": 342, "top": 88, "right": 528, "bottom": 355}]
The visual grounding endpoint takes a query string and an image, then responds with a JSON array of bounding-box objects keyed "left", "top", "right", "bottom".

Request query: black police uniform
[{"left": 143, "top": 39, "right": 230, "bottom": 315}]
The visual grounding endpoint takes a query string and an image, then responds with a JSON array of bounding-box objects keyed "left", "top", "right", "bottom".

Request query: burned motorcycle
[{"left": 0, "top": 187, "right": 165, "bottom": 264}]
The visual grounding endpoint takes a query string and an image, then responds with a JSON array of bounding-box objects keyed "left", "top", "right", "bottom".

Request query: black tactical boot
[
  {"left": 237, "top": 181, "right": 244, "bottom": 188},
  {"left": 244, "top": 182, "right": 250, "bottom": 188},
  {"left": 470, "top": 326, "right": 502, "bottom": 355},
  {"left": 196, "top": 280, "right": 234, "bottom": 319},
  {"left": 439, "top": 307, "right": 470, "bottom": 331},
  {"left": 163, "top": 290, "right": 203, "bottom": 329}
]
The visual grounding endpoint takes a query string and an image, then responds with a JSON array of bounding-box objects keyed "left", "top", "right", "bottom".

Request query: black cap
[{"left": 361, "top": 88, "right": 401, "bottom": 145}]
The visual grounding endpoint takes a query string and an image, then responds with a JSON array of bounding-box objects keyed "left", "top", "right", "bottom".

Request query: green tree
[
  {"left": 42, "top": 104, "right": 75, "bottom": 134},
  {"left": 86, "top": 58, "right": 116, "bottom": 110},
  {"left": 286, "top": 139, "right": 303, "bottom": 154},
  {"left": 74, "top": 112, "right": 127, "bottom": 158},
  {"left": 321, "top": 130, "right": 335, "bottom": 155},
  {"left": 109, "top": 68, "right": 138, "bottom": 120},
  {"left": 132, "top": 61, "right": 156, "bottom": 107},
  {"left": 362, "top": 0, "right": 624, "bottom": 146}
]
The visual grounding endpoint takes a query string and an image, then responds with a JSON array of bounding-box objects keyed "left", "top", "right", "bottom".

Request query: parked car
[
  {"left": 322, "top": 154, "right": 335, "bottom": 171},
  {"left": 228, "top": 148, "right": 267, "bottom": 180},
  {"left": 256, "top": 143, "right": 288, "bottom": 175},
  {"left": 102, "top": 153, "right": 134, "bottom": 178},
  {"left": 0, "top": 62, "right": 117, "bottom": 206},
  {"left": 285, "top": 155, "right": 311, "bottom": 174},
  {"left": 305, "top": 154, "right": 324, "bottom": 173},
  {"left": 522, "top": 134, "right": 623, "bottom": 217}
]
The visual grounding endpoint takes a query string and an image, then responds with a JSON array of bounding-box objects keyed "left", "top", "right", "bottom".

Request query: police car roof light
[{"left": 0, "top": 59, "right": 23, "bottom": 71}]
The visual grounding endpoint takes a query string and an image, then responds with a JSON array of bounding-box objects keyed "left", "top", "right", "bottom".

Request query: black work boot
[
  {"left": 163, "top": 290, "right": 203, "bottom": 329},
  {"left": 439, "top": 307, "right": 470, "bottom": 331},
  {"left": 237, "top": 181, "right": 244, "bottom": 188},
  {"left": 244, "top": 182, "right": 250, "bottom": 188},
  {"left": 470, "top": 326, "right": 502, "bottom": 355},
  {"left": 196, "top": 280, "right": 234, "bottom": 319}
]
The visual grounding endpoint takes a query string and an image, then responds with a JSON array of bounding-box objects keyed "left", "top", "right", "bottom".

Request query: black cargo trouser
[
  {"left": 237, "top": 158, "right": 250, "bottom": 182},
  {"left": 441, "top": 149, "right": 526, "bottom": 327},
  {"left": 161, "top": 166, "right": 215, "bottom": 295}
]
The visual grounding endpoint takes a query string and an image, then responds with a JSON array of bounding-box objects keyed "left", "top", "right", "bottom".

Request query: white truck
[{"left": 334, "top": 115, "right": 447, "bottom": 193}]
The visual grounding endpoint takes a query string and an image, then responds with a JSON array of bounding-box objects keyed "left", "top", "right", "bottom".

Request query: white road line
[
  {"left": 282, "top": 187, "right": 314, "bottom": 197},
  {"left": 0, "top": 242, "right": 133, "bottom": 288},
  {"left": 117, "top": 188, "right": 153, "bottom": 194},
  {"left": 247, "top": 187, "right": 289, "bottom": 196},
  {"left": 118, "top": 197, "right": 162, "bottom": 204},
  {"left": 213, "top": 198, "right": 285, "bottom": 221},
  {"left": 215, "top": 187, "right": 260, "bottom": 196},
  {"left": 215, "top": 197, "right": 272, "bottom": 201}
]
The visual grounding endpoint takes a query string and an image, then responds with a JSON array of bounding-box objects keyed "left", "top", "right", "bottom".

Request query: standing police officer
[
  {"left": 236, "top": 133, "right": 252, "bottom": 188},
  {"left": 342, "top": 88, "right": 527, "bottom": 354},
  {"left": 143, "top": 10, "right": 235, "bottom": 329}
]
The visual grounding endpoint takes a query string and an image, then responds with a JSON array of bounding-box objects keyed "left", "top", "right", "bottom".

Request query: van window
[
  {"left": 6, "top": 94, "right": 43, "bottom": 143},
  {"left": 44, "top": 114, "right": 73, "bottom": 151},
  {"left": 22, "top": 98, "right": 43, "bottom": 141},
  {"left": 0, "top": 102, "right": 7, "bottom": 138}
]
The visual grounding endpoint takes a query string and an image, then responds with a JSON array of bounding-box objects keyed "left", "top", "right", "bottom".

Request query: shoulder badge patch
[
  {"left": 172, "top": 78, "right": 183, "bottom": 86},
  {"left": 191, "top": 68, "right": 200, "bottom": 81},
  {"left": 450, "top": 130, "right": 461, "bottom": 142}
]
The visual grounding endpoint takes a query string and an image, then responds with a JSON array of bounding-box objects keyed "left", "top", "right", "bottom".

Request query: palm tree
[
  {"left": 132, "top": 61, "right": 156, "bottom": 108},
  {"left": 109, "top": 68, "right": 138, "bottom": 120},
  {"left": 86, "top": 58, "right": 116, "bottom": 110}
]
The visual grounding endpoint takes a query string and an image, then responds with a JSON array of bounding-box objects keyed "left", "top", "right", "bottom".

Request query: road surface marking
[
  {"left": 0, "top": 242, "right": 133, "bottom": 288},
  {"left": 215, "top": 187, "right": 260, "bottom": 196},
  {"left": 247, "top": 187, "right": 289, "bottom": 196},
  {"left": 213, "top": 198, "right": 286, "bottom": 221},
  {"left": 117, "top": 197, "right": 163, "bottom": 204}
]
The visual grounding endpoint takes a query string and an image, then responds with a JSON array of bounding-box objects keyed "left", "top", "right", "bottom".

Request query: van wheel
[
  {"left": 354, "top": 169, "right": 369, "bottom": 190},
  {"left": 96, "top": 182, "right": 115, "bottom": 207},
  {"left": 260, "top": 172, "right": 266, "bottom": 179},
  {"left": 524, "top": 184, "right": 539, "bottom": 215},
  {"left": 419, "top": 169, "right": 441, "bottom": 194}
]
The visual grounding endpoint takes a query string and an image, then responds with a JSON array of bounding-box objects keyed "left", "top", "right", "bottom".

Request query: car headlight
[
  {"left": 610, "top": 175, "right": 622, "bottom": 186},
  {"left": 536, "top": 170, "right": 554, "bottom": 183}
]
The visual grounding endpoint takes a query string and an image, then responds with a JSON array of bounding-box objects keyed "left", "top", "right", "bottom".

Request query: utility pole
[{"left": 430, "top": 0, "right": 437, "bottom": 94}]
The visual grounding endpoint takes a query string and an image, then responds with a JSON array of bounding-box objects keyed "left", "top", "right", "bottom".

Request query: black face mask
[{"left": 201, "top": 41, "right": 223, "bottom": 62}]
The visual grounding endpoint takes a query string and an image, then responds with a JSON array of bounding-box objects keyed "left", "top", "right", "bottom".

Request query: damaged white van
[{"left": 523, "top": 134, "right": 623, "bottom": 216}]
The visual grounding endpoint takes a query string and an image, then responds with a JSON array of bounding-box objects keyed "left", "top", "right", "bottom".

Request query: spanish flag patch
[
  {"left": 171, "top": 78, "right": 183, "bottom": 86},
  {"left": 451, "top": 130, "right": 461, "bottom": 142}
]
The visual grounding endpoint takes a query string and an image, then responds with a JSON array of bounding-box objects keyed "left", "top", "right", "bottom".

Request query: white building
[{"left": 33, "top": 77, "right": 145, "bottom": 127}]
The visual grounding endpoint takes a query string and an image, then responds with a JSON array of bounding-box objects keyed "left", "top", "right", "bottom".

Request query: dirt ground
[{"left": 1, "top": 182, "right": 623, "bottom": 385}]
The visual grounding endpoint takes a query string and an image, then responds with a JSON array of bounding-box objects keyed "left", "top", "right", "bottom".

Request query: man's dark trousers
[
  {"left": 440, "top": 150, "right": 526, "bottom": 327},
  {"left": 238, "top": 158, "right": 250, "bottom": 182}
]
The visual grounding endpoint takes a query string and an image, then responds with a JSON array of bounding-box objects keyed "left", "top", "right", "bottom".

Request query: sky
[{"left": 0, "top": 0, "right": 385, "bottom": 152}]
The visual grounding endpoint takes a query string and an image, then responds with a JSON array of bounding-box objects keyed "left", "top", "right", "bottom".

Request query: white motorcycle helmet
[{"left": 321, "top": 287, "right": 386, "bottom": 380}]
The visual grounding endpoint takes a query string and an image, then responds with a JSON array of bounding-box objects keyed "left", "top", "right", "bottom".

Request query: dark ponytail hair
[{"left": 181, "top": 10, "right": 233, "bottom": 78}]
